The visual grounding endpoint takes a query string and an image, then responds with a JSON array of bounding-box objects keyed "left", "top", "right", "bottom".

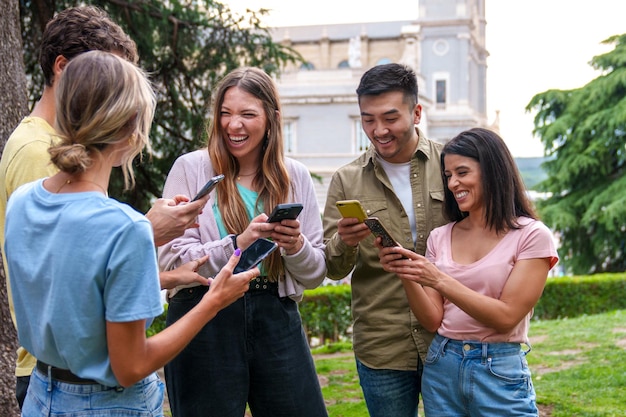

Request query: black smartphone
[
  {"left": 364, "top": 217, "right": 399, "bottom": 248},
  {"left": 234, "top": 238, "right": 278, "bottom": 273},
  {"left": 191, "top": 174, "right": 225, "bottom": 202},
  {"left": 266, "top": 203, "right": 304, "bottom": 223}
]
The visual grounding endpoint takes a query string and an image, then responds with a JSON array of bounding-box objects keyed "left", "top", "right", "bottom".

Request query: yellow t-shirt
[{"left": 0, "top": 116, "right": 59, "bottom": 376}]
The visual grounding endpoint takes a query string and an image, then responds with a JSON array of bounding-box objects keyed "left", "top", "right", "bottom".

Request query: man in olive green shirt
[{"left": 323, "top": 63, "right": 447, "bottom": 417}]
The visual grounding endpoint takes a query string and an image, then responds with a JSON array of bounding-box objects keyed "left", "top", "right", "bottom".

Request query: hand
[
  {"left": 337, "top": 217, "right": 370, "bottom": 247},
  {"left": 159, "top": 255, "right": 209, "bottom": 290},
  {"left": 235, "top": 214, "right": 274, "bottom": 250},
  {"left": 147, "top": 194, "right": 209, "bottom": 246},
  {"left": 379, "top": 247, "right": 441, "bottom": 288},
  {"left": 270, "top": 218, "right": 304, "bottom": 255},
  {"left": 203, "top": 249, "right": 260, "bottom": 310}
]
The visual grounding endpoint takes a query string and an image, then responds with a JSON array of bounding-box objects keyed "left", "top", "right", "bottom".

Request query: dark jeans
[
  {"left": 164, "top": 285, "right": 328, "bottom": 417},
  {"left": 16, "top": 375, "right": 30, "bottom": 409}
]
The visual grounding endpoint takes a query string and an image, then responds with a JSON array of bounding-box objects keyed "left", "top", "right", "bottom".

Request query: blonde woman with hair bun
[{"left": 4, "top": 50, "right": 258, "bottom": 416}]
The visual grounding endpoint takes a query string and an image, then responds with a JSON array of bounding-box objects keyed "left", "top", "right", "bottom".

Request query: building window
[
  {"left": 376, "top": 58, "right": 392, "bottom": 66},
  {"left": 354, "top": 119, "right": 369, "bottom": 153},
  {"left": 283, "top": 120, "right": 296, "bottom": 154},
  {"left": 338, "top": 59, "right": 350, "bottom": 68},
  {"left": 436, "top": 79, "right": 447, "bottom": 108},
  {"left": 300, "top": 62, "right": 315, "bottom": 71}
]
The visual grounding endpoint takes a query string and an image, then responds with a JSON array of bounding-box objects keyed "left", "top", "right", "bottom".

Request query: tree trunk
[{"left": 0, "top": 0, "right": 29, "bottom": 414}]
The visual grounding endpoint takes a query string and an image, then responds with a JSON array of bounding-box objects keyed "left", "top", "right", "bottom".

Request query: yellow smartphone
[{"left": 336, "top": 200, "right": 368, "bottom": 222}]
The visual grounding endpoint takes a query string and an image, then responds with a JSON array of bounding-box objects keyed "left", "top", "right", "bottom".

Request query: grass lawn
[
  {"left": 313, "top": 309, "right": 626, "bottom": 417},
  {"left": 162, "top": 310, "right": 626, "bottom": 416}
]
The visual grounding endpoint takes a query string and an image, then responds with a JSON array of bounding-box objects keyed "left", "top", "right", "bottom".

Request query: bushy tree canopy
[
  {"left": 20, "top": 0, "right": 301, "bottom": 212},
  {"left": 527, "top": 34, "right": 626, "bottom": 274}
]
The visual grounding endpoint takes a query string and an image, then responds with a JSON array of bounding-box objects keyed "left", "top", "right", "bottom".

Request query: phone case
[
  {"left": 191, "top": 174, "right": 225, "bottom": 201},
  {"left": 336, "top": 200, "right": 368, "bottom": 222},
  {"left": 364, "top": 217, "right": 398, "bottom": 248},
  {"left": 234, "top": 238, "right": 278, "bottom": 273},
  {"left": 267, "top": 203, "right": 304, "bottom": 223}
]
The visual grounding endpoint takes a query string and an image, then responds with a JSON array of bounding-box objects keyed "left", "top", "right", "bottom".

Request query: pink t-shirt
[{"left": 426, "top": 217, "right": 558, "bottom": 343}]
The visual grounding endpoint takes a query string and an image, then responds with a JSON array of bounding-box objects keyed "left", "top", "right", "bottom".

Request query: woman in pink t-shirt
[{"left": 378, "top": 128, "right": 558, "bottom": 417}]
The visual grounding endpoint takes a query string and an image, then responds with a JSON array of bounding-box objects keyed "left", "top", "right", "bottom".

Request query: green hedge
[
  {"left": 300, "top": 285, "right": 352, "bottom": 346},
  {"left": 147, "top": 273, "right": 626, "bottom": 341},
  {"left": 533, "top": 273, "right": 626, "bottom": 319}
]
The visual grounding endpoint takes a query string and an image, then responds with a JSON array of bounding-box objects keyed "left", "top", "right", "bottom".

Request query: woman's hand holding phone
[{"left": 203, "top": 248, "right": 259, "bottom": 312}]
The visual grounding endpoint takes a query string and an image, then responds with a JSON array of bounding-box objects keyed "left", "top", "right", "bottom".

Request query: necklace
[
  {"left": 236, "top": 170, "right": 258, "bottom": 181},
  {"left": 56, "top": 178, "right": 108, "bottom": 195}
]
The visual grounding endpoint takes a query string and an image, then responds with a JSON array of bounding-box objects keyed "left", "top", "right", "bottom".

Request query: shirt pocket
[{"left": 429, "top": 189, "right": 445, "bottom": 225}]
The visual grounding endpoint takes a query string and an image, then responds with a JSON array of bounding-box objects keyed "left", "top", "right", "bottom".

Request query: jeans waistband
[
  {"left": 36, "top": 360, "right": 98, "bottom": 385},
  {"left": 249, "top": 276, "right": 278, "bottom": 293},
  {"left": 434, "top": 334, "right": 529, "bottom": 359}
]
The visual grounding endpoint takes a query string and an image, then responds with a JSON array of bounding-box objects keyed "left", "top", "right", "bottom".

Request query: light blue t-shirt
[{"left": 5, "top": 179, "right": 163, "bottom": 387}]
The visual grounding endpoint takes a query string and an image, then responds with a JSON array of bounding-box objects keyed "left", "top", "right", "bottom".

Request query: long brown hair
[
  {"left": 207, "top": 67, "right": 291, "bottom": 279},
  {"left": 441, "top": 128, "right": 537, "bottom": 234}
]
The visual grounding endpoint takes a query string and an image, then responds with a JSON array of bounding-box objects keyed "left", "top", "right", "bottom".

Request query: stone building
[{"left": 270, "top": 0, "right": 495, "bottom": 207}]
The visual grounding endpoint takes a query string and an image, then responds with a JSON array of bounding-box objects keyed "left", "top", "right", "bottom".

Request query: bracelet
[{"left": 230, "top": 234, "right": 239, "bottom": 250}]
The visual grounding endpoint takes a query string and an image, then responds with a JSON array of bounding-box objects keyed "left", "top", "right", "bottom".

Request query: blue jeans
[
  {"left": 356, "top": 355, "right": 422, "bottom": 417},
  {"left": 422, "top": 334, "right": 538, "bottom": 417},
  {"left": 22, "top": 368, "right": 164, "bottom": 416},
  {"left": 164, "top": 285, "right": 328, "bottom": 417}
]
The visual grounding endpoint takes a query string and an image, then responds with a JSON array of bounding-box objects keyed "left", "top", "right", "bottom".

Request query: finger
[
  {"left": 194, "top": 255, "right": 209, "bottom": 269},
  {"left": 223, "top": 248, "right": 242, "bottom": 273},
  {"left": 172, "top": 195, "right": 190, "bottom": 204}
]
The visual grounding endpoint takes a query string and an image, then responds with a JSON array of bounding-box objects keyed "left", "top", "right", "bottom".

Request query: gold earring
[{"left": 129, "top": 133, "right": 136, "bottom": 145}]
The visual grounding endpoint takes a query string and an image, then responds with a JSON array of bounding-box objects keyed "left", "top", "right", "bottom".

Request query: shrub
[
  {"left": 534, "top": 273, "right": 626, "bottom": 319},
  {"left": 300, "top": 285, "right": 352, "bottom": 346}
]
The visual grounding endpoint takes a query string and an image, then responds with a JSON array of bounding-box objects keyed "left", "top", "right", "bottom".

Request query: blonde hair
[
  {"left": 50, "top": 50, "right": 155, "bottom": 189},
  {"left": 207, "top": 67, "right": 291, "bottom": 279}
]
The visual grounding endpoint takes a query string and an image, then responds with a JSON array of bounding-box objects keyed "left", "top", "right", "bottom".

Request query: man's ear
[{"left": 51, "top": 55, "right": 69, "bottom": 84}]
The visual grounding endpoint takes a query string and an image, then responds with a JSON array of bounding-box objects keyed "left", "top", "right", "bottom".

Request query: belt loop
[
  {"left": 481, "top": 343, "right": 489, "bottom": 364},
  {"left": 522, "top": 342, "right": 532, "bottom": 356},
  {"left": 438, "top": 335, "right": 450, "bottom": 356},
  {"left": 47, "top": 364, "right": 52, "bottom": 392}
]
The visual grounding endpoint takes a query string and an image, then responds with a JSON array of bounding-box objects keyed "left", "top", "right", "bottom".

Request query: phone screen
[
  {"left": 234, "top": 238, "right": 278, "bottom": 273},
  {"left": 191, "top": 174, "right": 224, "bottom": 202}
]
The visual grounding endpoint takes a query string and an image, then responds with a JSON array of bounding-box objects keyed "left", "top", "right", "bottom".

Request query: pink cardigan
[{"left": 158, "top": 149, "right": 326, "bottom": 301}]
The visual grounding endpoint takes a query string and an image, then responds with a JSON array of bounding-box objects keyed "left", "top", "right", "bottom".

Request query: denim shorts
[
  {"left": 22, "top": 368, "right": 165, "bottom": 416},
  {"left": 422, "top": 333, "right": 538, "bottom": 417}
]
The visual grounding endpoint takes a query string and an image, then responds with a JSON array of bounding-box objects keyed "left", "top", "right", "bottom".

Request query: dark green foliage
[
  {"left": 300, "top": 285, "right": 353, "bottom": 346},
  {"left": 19, "top": 0, "right": 302, "bottom": 212},
  {"left": 146, "top": 302, "right": 167, "bottom": 337},
  {"left": 527, "top": 33, "right": 626, "bottom": 274},
  {"left": 534, "top": 273, "right": 626, "bottom": 320}
]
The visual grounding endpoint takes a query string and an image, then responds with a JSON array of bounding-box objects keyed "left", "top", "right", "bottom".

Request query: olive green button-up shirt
[{"left": 323, "top": 129, "right": 447, "bottom": 370}]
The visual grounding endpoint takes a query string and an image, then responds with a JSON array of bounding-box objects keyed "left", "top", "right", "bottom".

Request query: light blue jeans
[
  {"left": 356, "top": 356, "right": 422, "bottom": 417},
  {"left": 23, "top": 368, "right": 164, "bottom": 416},
  {"left": 422, "top": 334, "right": 538, "bottom": 417}
]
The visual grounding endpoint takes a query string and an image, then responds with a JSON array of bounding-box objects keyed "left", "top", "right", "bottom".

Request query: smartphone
[
  {"left": 336, "top": 200, "right": 368, "bottom": 222},
  {"left": 191, "top": 174, "right": 225, "bottom": 202},
  {"left": 364, "top": 217, "right": 399, "bottom": 248},
  {"left": 267, "top": 203, "right": 304, "bottom": 223},
  {"left": 234, "top": 238, "right": 278, "bottom": 273}
]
